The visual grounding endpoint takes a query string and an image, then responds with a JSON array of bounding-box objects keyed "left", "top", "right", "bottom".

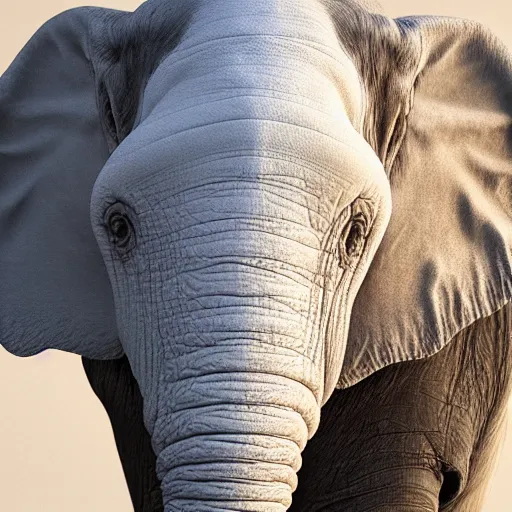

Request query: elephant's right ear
[
  {"left": 0, "top": 9, "right": 123, "bottom": 359},
  {"left": 339, "top": 16, "right": 512, "bottom": 388}
]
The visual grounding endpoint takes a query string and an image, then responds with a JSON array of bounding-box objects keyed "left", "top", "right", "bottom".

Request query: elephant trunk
[
  {"left": 118, "top": 142, "right": 379, "bottom": 509},
  {"left": 127, "top": 121, "right": 357, "bottom": 509},
  {"left": 154, "top": 369, "right": 320, "bottom": 511}
]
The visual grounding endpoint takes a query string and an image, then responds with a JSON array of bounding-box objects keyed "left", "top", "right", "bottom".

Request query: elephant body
[
  {"left": 1, "top": 0, "right": 511, "bottom": 510},
  {"left": 84, "top": 302, "right": 512, "bottom": 511}
]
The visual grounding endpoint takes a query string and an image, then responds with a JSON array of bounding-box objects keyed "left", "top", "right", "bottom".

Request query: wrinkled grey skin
[
  {"left": 83, "top": 302, "right": 512, "bottom": 511},
  {"left": 1, "top": 0, "right": 511, "bottom": 510}
]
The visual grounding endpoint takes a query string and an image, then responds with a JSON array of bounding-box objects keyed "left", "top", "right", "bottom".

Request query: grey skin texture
[
  {"left": 83, "top": 301, "right": 512, "bottom": 511},
  {"left": 0, "top": 0, "right": 511, "bottom": 510}
]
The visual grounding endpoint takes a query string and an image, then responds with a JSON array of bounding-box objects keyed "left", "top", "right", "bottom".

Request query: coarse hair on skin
[
  {"left": 89, "top": 0, "right": 198, "bottom": 150},
  {"left": 323, "top": 0, "right": 421, "bottom": 176}
]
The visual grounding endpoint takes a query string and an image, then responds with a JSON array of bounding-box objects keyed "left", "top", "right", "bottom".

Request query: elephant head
[{"left": 1, "top": 1, "right": 511, "bottom": 510}]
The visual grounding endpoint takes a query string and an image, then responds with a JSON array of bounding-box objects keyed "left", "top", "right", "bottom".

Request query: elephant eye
[
  {"left": 336, "top": 200, "right": 372, "bottom": 269},
  {"left": 104, "top": 203, "right": 135, "bottom": 254},
  {"left": 343, "top": 215, "right": 366, "bottom": 257},
  {"left": 110, "top": 214, "right": 130, "bottom": 244}
]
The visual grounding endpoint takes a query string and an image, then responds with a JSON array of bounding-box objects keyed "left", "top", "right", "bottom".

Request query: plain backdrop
[{"left": 0, "top": 1, "right": 510, "bottom": 511}]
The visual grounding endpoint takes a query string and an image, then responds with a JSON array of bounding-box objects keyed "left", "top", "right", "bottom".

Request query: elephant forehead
[
  {"left": 101, "top": 95, "right": 386, "bottom": 221},
  {"left": 111, "top": 0, "right": 386, "bottom": 207},
  {"left": 136, "top": 0, "right": 364, "bottom": 131}
]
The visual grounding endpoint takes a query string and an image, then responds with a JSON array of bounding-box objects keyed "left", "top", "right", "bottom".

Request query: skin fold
[
  {"left": 1, "top": 0, "right": 511, "bottom": 509},
  {"left": 83, "top": 303, "right": 512, "bottom": 511}
]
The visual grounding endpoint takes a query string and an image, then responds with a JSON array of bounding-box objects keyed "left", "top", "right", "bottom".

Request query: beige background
[{"left": 0, "top": 1, "right": 510, "bottom": 510}]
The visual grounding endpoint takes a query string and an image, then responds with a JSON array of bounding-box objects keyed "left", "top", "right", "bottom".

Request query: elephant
[{"left": 1, "top": 0, "right": 511, "bottom": 510}]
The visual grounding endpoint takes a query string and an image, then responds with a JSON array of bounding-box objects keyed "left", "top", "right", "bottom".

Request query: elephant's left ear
[
  {"left": 339, "top": 16, "right": 512, "bottom": 388},
  {"left": 0, "top": 8, "right": 123, "bottom": 359}
]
